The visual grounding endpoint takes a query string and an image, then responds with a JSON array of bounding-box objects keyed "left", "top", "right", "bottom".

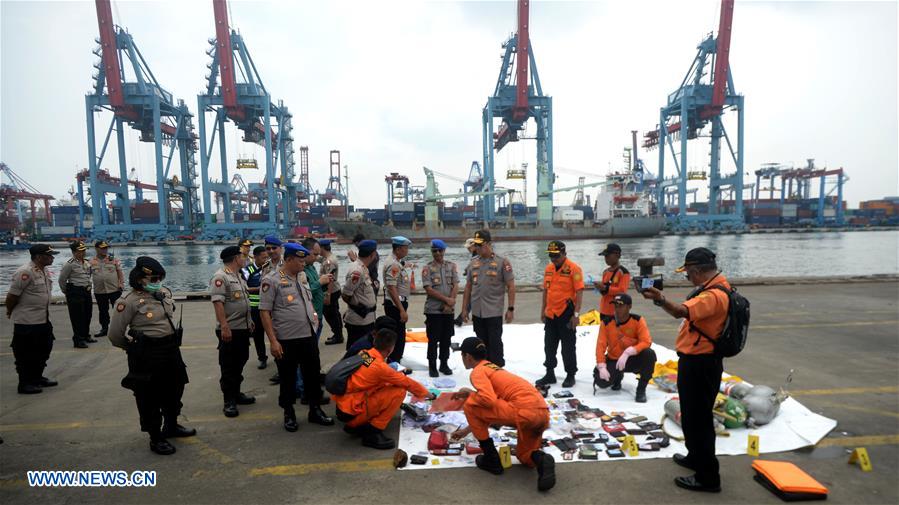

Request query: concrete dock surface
[{"left": 1, "top": 280, "right": 897, "bottom": 504}]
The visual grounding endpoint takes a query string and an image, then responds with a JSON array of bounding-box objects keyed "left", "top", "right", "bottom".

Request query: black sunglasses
[{"left": 265, "top": 246, "right": 280, "bottom": 251}]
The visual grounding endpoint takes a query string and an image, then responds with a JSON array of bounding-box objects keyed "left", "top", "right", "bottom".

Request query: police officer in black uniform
[{"left": 108, "top": 256, "right": 195, "bottom": 455}]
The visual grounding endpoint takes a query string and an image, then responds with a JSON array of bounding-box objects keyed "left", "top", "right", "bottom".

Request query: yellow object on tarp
[
  {"left": 578, "top": 309, "right": 602, "bottom": 326},
  {"left": 405, "top": 330, "right": 428, "bottom": 343}
]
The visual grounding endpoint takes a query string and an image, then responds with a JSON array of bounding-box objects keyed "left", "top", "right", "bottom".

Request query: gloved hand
[
  {"left": 595, "top": 363, "right": 610, "bottom": 382},
  {"left": 616, "top": 346, "right": 636, "bottom": 371}
]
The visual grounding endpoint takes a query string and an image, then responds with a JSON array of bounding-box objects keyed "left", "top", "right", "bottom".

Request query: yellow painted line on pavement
[
  {"left": 180, "top": 437, "right": 234, "bottom": 465},
  {"left": 817, "top": 401, "right": 899, "bottom": 419},
  {"left": 791, "top": 385, "right": 899, "bottom": 396},
  {"left": 249, "top": 459, "right": 394, "bottom": 477},
  {"left": 817, "top": 434, "right": 899, "bottom": 448}
]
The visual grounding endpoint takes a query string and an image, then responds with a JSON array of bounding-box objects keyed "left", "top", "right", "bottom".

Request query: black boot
[
  {"left": 360, "top": 424, "right": 395, "bottom": 450},
  {"left": 284, "top": 407, "right": 298, "bottom": 432},
  {"left": 39, "top": 377, "right": 58, "bottom": 387},
  {"left": 324, "top": 335, "right": 344, "bottom": 346},
  {"left": 532, "top": 450, "right": 556, "bottom": 492},
  {"left": 428, "top": 360, "right": 439, "bottom": 378},
  {"left": 562, "top": 373, "right": 576, "bottom": 388},
  {"left": 149, "top": 433, "right": 176, "bottom": 455},
  {"left": 475, "top": 438, "right": 504, "bottom": 475},
  {"left": 257, "top": 357, "right": 268, "bottom": 369},
  {"left": 17, "top": 384, "right": 42, "bottom": 394},
  {"left": 163, "top": 418, "right": 196, "bottom": 438},
  {"left": 635, "top": 382, "right": 648, "bottom": 403},
  {"left": 535, "top": 369, "right": 556, "bottom": 387},
  {"left": 236, "top": 392, "right": 256, "bottom": 405},
  {"left": 308, "top": 405, "right": 335, "bottom": 426},
  {"left": 73, "top": 340, "right": 88, "bottom": 349},
  {"left": 439, "top": 360, "right": 453, "bottom": 375},
  {"left": 611, "top": 374, "right": 622, "bottom": 391},
  {"left": 95, "top": 327, "right": 108, "bottom": 337},
  {"left": 223, "top": 401, "right": 239, "bottom": 418}
]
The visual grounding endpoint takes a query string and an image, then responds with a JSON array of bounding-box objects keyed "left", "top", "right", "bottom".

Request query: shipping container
[
  {"left": 553, "top": 209, "right": 584, "bottom": 222},
  {"left": 392, "top": 202, "right": 415, "bottom": 212}
]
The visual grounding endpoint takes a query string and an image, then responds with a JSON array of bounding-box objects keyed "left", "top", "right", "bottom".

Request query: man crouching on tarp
[{"left": 451, "top": 337, "right": 556, "bottom": 492}]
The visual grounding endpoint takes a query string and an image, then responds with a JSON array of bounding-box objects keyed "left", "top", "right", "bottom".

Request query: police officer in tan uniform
[
  {"left": 108, "top": 256, "right": 195, "bottom": 455},
  {"left": 461, "top": 230, "right": 516, "bottom": 367},
  {"left": 5, "top": 244, "right": 59, "bottom": 394},
  {"left": 261, "top": 235, "right": 284, "bottom": 277},
  {"left": 342, "top": 239, "right": 378, "bottom": 349},
  {"left": 320, "top": 239, "right": 344, "bottom": 346},
  {"left": 259, "top": 243, "right": 334, "bottom": 432},
  {"left": 59, "top": 240, "right": 95, "bottom": 348},
  {"left": 422, "top": 239, "right": 458, "bottom": 377},
  {"left": 382, "top": 236, "right": 412, "bottom": 363},
  {"left": 90, "top": 240, "right": 124, "bottom": 338},
  {"left": 238, "top": 238, "right": 253, "bottom": 262},
  {"left": 210, "top": 246, "right": 255, "bottom": 418}
]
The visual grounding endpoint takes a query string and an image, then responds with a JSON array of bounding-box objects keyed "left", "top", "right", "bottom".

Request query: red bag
[{"left": 428, "top": 431, "right": 449, "bottom": 452}]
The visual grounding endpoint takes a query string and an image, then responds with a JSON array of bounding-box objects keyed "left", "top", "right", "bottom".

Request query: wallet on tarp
[{"left": 752, "top": 460, "right": 828, "bottom": 501}]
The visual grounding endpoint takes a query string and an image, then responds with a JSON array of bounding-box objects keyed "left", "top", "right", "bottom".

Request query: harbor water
[{"left": 1, "top": 230, "right": 896, "bottom": 297}]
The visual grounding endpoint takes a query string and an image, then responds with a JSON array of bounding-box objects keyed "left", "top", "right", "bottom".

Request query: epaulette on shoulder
[
  {"left": 630, "top": 313, "right": 642, "bottom": 321},
  {"left": 484, "top": 362, "right": 502, "bottom": 371},
  {"left": 619, "top": 266, "right": 630, "bottom": 274}
]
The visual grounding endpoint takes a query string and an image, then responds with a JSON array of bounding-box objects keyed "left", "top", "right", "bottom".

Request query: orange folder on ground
[{"left": 752, "top": 460, "right": 828, "bottom": 501}]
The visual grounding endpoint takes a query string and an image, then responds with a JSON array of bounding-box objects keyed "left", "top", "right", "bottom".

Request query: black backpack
[
  {"left": 324, "top": 350, "right": 375, "bottom": 395},
  {"left": 689, "top": 284, "right": 750, "bottom": 358}
]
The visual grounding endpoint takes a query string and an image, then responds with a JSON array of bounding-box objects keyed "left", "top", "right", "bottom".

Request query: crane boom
[{"left": 513, "top": 0, "right": 530, "bottom": 122}]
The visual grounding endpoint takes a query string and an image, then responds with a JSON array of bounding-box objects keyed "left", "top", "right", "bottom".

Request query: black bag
[
  {"left": 690, "top": 284, "right": 750, "bottom": 358},
  {"left": 324, "top": 350, "right": 374, "bottom": 395}
]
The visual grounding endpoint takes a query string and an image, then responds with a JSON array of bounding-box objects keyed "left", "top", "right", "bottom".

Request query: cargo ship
[{"left": 327, "top": 169, "right": 666, "bottom": 242}]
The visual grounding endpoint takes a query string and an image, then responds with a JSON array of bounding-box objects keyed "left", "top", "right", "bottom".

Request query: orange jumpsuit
[
  {"left": 598, "top": 266, "right": 631, "bottom": 317},
  {"left": 334, "top": 348, "right": 430, "bottom": 430},
  {"left": 464, "top": 361, "right": 549, "bottom": 467}
]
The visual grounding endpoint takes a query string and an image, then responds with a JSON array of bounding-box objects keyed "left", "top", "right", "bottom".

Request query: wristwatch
[
  {"left": 507, "top": 306, "right": 515, "bottom": 312},
  {"left": 653, "top": 297, "right": 666, "bottom": 307}
]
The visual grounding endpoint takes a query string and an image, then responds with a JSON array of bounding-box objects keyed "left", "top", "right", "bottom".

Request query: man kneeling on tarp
[
  {"left": 334, "top": 329, "right": 434, "bottom": 449},
  {"left": 594, "top": 293, "right": 657, "bottom": 403},
  {"left": 451, "top": 337, "right": 556, "bottom": 492}
]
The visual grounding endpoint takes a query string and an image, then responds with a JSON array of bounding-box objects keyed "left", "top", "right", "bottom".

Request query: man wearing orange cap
[{"left": 451, "top": 337, "right": 556, "bottom": 492}]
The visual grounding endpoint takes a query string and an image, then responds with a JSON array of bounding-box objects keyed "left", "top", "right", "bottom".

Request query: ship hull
[{"left": 326, "top": 217, "right": 666, "bottom": 243}]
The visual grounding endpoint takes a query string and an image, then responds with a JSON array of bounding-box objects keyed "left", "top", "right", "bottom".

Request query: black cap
[
  {"left": 547, "top": 240, "right": 565, "bottom": 255},
  {"left": 29, "top": 244, "right": 59, "bottom": 256},
  {"left": 459, "top": 337, "right": 487, "bottom": 356},
  {"left": 135, "top": 256, "right": 165, "bottom": 277},
  {"left": 69, "top": 241, "right": 87, "bottom": 252},
  {"left": 472, "top": 229, "right": 491, "bottom": 244},
  {"left": 220, "top": 245, "right": 242, "bottom": 261},
  {"left": 611, "top": 293, "right": 633, "bottom": 306},
  {"left": 375, "top": 315, "right": 398, "bottom": 332},
  {"left": 675, "top": 247, "right": 717, "bottom": 273},
  {"left": 94, "top": 240, "right": 109, "bottom": 248},
  {"left": 598, "top": 243, "right": 621, "bottom": 256}
]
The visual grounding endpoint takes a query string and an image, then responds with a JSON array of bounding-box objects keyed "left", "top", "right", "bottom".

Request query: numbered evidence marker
[
  {"left": 747, "top": 434, "right": 760, "bottom": 457},
  {"left": 498, "top": 445, "right": 513, "bottom": 469},
  {"left": 848, "top": 447, "right": 872, "bottom": 472},
  {"left": 624, "top": 435, "right": 639, "bottom": 457}
]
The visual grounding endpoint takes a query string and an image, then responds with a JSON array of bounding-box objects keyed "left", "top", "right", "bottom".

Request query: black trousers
[
  {"left": 346, "top": 323, "right": 374, "bottom": 350},
  {"left": 65, "top": 286, "right": 93, "bottom": 342},
  {"left": 543, "top": 314, "right": 578, "bottom": 374},
  {"left": 11, "top": 323, "right": 54, "bottom": 386},
  {"left": 472, "top": 316, "right": 504, "bottom": 367},
  {"left": 425, "top": 313, "right": 454, "bottom": 362},
  {"left": 594, "top": 348, "right": 657, "bottom": 388},
  {"left": 384, "top": 300, "right": 408, "bottom": 363},
  {"left": 123, "top": 339, "right": 188, "bottom": 435},
  {"left": 677, "top": 353, "right": 724, "bottom": 486},
  {"left": 323, "top": 292, "right": 344, "bottom": 341},
  {"left": 94, "top": 290, "right": 122, "bottom": 331},
  {"left": 216, "top": 329, "right": 250, "bottom": 402},
  {"left": 275, "top": 338, "right": 322, "bottom": 409},
  {"left": 249, "top": 308, "right": 267, "bottom": 361}
]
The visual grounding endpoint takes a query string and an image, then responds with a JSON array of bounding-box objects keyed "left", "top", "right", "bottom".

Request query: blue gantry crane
[
  {"left": 197, "top": 0, "right": 298, "bottom": 239},
  {"left": 85, "top": 0, "right": 200, "bottom": 241},
  {"left": 482, "top": 0, "right": 554, "bottom": 223},
  {"left": 642, "top": 0, "right": 745, "bottom": 232}
]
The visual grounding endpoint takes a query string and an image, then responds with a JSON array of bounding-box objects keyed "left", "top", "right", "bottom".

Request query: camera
[{"left": 634, "top": 256, "right": 665, "bottom": 293}]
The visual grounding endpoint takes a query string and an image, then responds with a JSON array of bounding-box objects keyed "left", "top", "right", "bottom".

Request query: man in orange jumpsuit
[
  {"left": 334, "top": 329, "right": 434, "bottom": 450},
  {"left": 593, "top": 243, "right": 631, "bottom": 323},
  {"left": 594, "top": 294, "right": 657, "bottom": 402},
  {"left": 536, "top": 240, "right": 584, "bottom": 388},
  {"left": 451, "top": 337, "right": 556, "bottom": 492}
]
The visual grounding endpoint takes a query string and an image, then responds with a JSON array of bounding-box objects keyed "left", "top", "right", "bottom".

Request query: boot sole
[{"left": 537, "top": 454, "right": 556, "bottom": 491}]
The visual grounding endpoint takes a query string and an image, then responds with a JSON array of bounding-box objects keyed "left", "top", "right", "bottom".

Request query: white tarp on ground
[{"left": 396, "top": 324, "right": 836, "bottom": 471}]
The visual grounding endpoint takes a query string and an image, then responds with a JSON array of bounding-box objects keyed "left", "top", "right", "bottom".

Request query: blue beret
[
  {"left": 430, "top": 239, "right": 447, "bottom": 250},
  {"left": 358, "top": 239, "right": 377, "bottom": 254},
  {"left": 318, "top": 239, "right": 333, "bottom": 247},
  {"left": 264, "top": 235, "right": 283, "bottom": 246},
  {"left": 391, "top": 236, "right": 412, "bottom": 246},
  {"left": 283, "top": 243, "right": 310, "bottom": 258}
]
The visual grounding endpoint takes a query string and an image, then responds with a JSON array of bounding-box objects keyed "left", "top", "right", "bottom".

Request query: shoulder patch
[
  {"left": 21, "top": 273, "right": 30, "bottom": 281},
  {"left": 573, "top": 273, "right": 582, "bottom": 281},
  {"left": 359, "top": 350, "right": 375, "bottom": 366},
  {"left": 116, "top": 303, "right": 126, "bottom": 312},
  {"left": 503, "top": 263, "right": 512, "bottom": 272},
  {"left": 351, "top": 271, "right": 361, "bottom": 281},
  {"left": 390, "top": 265, "right": 400, "bottom": 275},
  {"left": 484, "top": 362, "right": 502, "bottom": 370},
  {"left": 422, "top": 267, "right": 430, "bottom": 276},
  {"left": 214, "top": 279, "right": 223, "bottom": 287},
  {"left": 261, "top": 283, "right": 270, "bottom": 293}
]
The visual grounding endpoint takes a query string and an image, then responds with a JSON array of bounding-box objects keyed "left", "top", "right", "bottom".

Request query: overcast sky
[{"left": 1, "top": 0, "right": 896, "bottom": 210}]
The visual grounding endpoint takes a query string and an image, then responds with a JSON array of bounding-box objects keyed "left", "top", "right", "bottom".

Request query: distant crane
[
  {"left": 198, "top": 0, "right": 298, "bottom": 238},
  {"left": 0, "top": 163, "right": 54, "bottom": 234},
  {"left": 482, "top": 0, "right": 553, "bottom": 222},
  {"left": 86, "top": 0, "right": 200, "bottom": 241},
  {"left": 642, "top": 0, "right": 744, "bottom": 232},
  {"left": 318, "top": 150, "right": 347, "bottom": 214}
]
